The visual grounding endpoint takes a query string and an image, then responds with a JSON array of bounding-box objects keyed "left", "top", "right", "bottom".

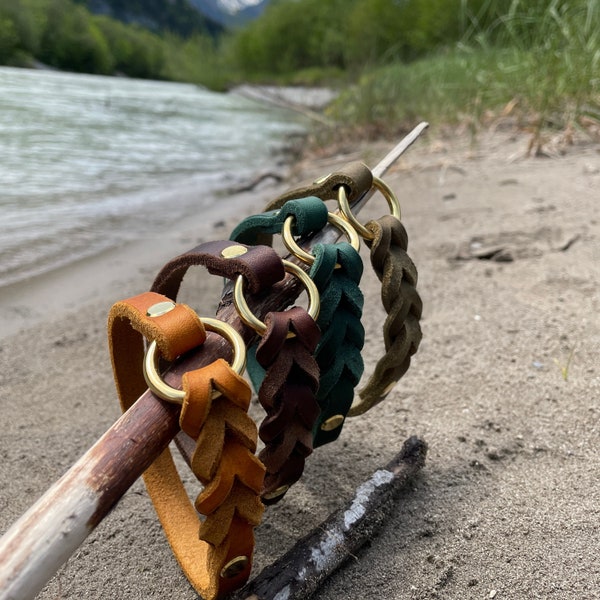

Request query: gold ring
[
  {"left": 233, "top": 259, "right": 320, "bottom": 336},
  {"left": 338, "top": 176, "right": 401, "bottom": 240},
  {"left": 143, "top": 317, "right": 246, "bottom": 404},
  {"left": 282, "top": 212, "right": 361, "bottom": 266}
]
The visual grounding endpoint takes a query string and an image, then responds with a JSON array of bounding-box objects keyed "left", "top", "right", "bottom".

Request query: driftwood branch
[
  {"left": 0, "top": 124, "right": 429, "bottom": 600},
  {"left": 234, "top": 436, "right": 427, "bottom": 600}
]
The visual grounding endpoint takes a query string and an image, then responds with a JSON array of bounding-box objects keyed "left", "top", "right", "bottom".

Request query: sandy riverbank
[{"left": 0, "top": 128, "right": 599, "bottom": 599}]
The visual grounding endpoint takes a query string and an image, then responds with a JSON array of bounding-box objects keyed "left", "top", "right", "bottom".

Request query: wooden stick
[
  {"left": 0, "top": 124, "right": 429, "bottom": 600},
  {"left": 233, "top": 436, "right": 428, "bottom": 600}
]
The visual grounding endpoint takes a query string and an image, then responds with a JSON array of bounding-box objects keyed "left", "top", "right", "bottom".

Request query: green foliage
[
  {"left": 161, "top": 32, "right": 230, "bottom": 90},
  {"left": 227, "top": 0, "right": 497, "bottom": 75},
  {"left": 227, "top": 0, "right": 352, "bottom": 75},
  {"left": 38, "top": 0, "right": 113, "bottom": 73},
  {"left": 329, "top": 0, "right": 600, "bottom": 135},
  {"left": 0, "top": 0, "right": 597, "bottom": 136},
  {"left": 74, "top": 0, "right": 221, "bottom": 38},
  {"left": 0, "top": 16, "right": 19, "bottom": 62},
  {"left": 94, "top": 15, "right": 164, "bottom": 78},
  {"left": 0, "top": 0, "right": 227, "bottom": 86}
]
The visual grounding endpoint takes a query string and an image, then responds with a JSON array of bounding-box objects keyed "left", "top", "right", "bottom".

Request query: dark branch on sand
[{"left": 234, "top": 437, "right": 427, "bottom": 600}]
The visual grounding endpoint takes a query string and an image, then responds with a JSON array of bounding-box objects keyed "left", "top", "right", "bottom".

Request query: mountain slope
[{"left": 79, "top": 0, "right": 223, "bottom": 37}]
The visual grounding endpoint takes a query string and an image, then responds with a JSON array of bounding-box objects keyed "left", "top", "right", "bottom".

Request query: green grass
[{"left": 327, "top": 0, "right": 600, "bottom": 140}]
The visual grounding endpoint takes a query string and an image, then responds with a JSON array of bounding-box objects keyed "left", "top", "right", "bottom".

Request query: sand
[{"left": 0, "top": 129, "right": 598, "bottom": 599}]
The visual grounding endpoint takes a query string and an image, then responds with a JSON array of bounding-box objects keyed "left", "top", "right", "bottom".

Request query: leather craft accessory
[
  {"left": 266, "top": 160, "right": 374, "bottom": 209},
  {"left": 149, "top": 241, "right": 322, "bottom": 505},
  {"left": 266, "top": 161, "right": 422, "bottom": 416},
  {"left": 108, "top": 291, "right": 264, "bottom": 599},
  {"left": 338, "top": 187, "right": 423, "bottom": 416},
  {"left": 233, "top": 261, "right": 322, "bottom": 504},
  {"left": 230, "top": 196, "right": 366, "bottom": 447}
]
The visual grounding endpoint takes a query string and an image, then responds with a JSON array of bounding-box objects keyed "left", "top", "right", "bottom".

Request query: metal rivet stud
[
  {"left": 146, "top": 301, "right": 176, "bottom": 317},
  {"left": 320, "top": 414, "right": 345, "bottom": 431},
  {"left": 221, "top": 245, "right": 248, "bottom": 259},
  {"left": 262, "top": 484, "right": 289, "bottom": 502},
  {"left": 220, "top": 555, "right": 249, "bottom": 579}
]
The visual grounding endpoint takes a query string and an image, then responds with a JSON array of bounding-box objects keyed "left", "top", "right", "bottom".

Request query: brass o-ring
[
  {"left": 143, "top": 316, "right": 246, "bottom": 404},
  {"left": 233, "top": 259, "right": 320, "bottom": 336},
  {"left": 281, "top": 212, "right": 361, "bottom": 267},
  {"left": 338, "top": 176, "right": 401, "bottom": 241}
]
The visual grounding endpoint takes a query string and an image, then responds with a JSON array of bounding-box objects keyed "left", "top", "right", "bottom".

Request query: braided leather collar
[
  {"left": 108, "top": 291, "right": 264, "bottom": 599},
  {"left": 231, "top": 197, "right": 365, "bottom": 447},
  {"left": 348, "top": 215, "right": 422, "bottom": 415}
]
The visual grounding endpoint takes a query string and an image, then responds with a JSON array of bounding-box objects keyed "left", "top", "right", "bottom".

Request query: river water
[{"left": 0, "top": 67, "right": 305, "bottom": 287}]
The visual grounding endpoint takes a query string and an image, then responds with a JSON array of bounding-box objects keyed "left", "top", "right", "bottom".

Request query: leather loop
[
  {"left": 107, "top": 292, "right": 264, "bottom": 599},
  {"left": 151, "top": 240, "right": 285, "bottom": 298},
  {"left": 231, "top": 196, "right": 328, "bottom": 246},
  {"left": 348, "top": 215, "right": 423, "bottom": 416},
  {"left": 264, "top": 161, "right": 374, "bottom": 210}
]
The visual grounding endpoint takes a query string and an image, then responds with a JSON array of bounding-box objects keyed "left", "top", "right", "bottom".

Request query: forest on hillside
[{"left": 0, "top": 0, "right": 223, "bottom": 81}]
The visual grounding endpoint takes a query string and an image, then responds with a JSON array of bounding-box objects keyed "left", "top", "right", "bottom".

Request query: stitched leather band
[
  {"left": 230, "top": 197, "right": 365, "bottom": 447},
  {"left": 348, "top": 215, "right": 423, "bottom": 416},
  {"left": 108, "top": 292, "right": 264, "bottom": 599}
]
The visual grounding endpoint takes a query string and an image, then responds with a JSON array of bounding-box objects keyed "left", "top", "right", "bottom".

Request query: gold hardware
[
  {"left": 313, "top": 173, "right": 331, "bottom": 185},
  {"left": 146, "top": 301, "right": 176, "bottom": 317},
  {"left": 221, "top": 245, "right": 248, "bottom": 258},
  {"left": 220, "top": 555, "right": 249, "bottom": 579},
  {"left": 381, "top": 380, "right": 398, "bottom": 397},
  {"left": 320, "top": 414, "right": 345, "bottom": 431},
  {"left": 281, "top": 212, "right": 361, "bottom": 267},
  {"left": 262, "top": 484, "right": 289, "bottom": 501},
  {"left": 233, "top": 260, "right": 320, "bottom": 336},
  {"left": 338, "top": 176, "right": 401, "bottom": 241},
  {"left": 143, "top": 316, "right": 246, "bottom": 404}
]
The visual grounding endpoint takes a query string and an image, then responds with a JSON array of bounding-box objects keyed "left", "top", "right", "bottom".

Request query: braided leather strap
[
  {"left": 253, "top": 307, "right": 321, "bottom": 503},
  {"left": 230, "top": 197, "right": 365, "bottom": 447},
  {"left": 108, "top": 292, "right": 264, "bottom": 599},
  {"left": 348, "top": 215, "right": 423, "bottom": 416},
  {"left": 310, "top": 242, "right": 364, "bottom": 446}
]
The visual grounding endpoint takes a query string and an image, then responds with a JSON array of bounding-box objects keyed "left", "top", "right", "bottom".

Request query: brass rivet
[
  {"left": 382, "top": 380, "right": 398, "bottom": 397},
  {"left": 262, "top": 484, "right": 289, "bottom": 501},
  {"left": 146, "top": 301, "right": 176, "bottom": 317},
  {"left": 220, "top": 555, "right": 249, "bottom": 579},
  {"left": 321, "top": 414, "right": 345, "bottom": 431},
  {"left": 221, "top": 245, "right": 248, "bottom": 259}
]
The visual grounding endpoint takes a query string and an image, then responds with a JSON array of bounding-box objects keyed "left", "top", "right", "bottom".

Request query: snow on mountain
[{"left": 188, "top": 0, "right": 269, "bottom": 27}]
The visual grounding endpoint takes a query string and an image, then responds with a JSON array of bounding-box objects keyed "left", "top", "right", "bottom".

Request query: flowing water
[{"left": 0, "top": 67, "right": 305, "bottom": 287}]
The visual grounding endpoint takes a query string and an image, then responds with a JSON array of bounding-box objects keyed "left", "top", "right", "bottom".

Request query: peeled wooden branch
[
  {"left": 0, "top": 124, "right": 428, "bottom": 600},
  {"left": 234, "top": 436, "right": 427, "bottom": 600}
]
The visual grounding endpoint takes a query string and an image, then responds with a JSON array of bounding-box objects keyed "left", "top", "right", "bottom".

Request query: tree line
[
  {"left": 1, "top": 0, "right": 598, "bottom": 97},
  {"left": 0, "top": 0, "right": 223, "bottom": 83}
]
